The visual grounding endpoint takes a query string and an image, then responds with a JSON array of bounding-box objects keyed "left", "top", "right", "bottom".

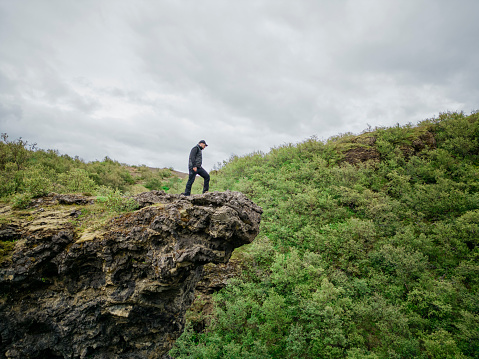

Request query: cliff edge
[{"left": 0, "top": 191, "right": 262, "bottom": 358}]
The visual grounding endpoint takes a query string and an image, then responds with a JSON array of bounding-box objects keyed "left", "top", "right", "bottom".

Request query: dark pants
[{"left": 184, "top": 167, "right": 210, "bottom": 195}]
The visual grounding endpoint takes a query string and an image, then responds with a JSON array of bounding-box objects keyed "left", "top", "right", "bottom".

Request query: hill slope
[
  {"left": 171, "top": 111, "right": 479, "bottom": 358},
  {"left": 0, "top": 135, "right": 186, "bottom": 205}
]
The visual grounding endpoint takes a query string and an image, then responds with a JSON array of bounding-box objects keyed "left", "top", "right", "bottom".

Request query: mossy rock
[{"left": 0, "top": 240, "right": 16, "bottom": 264}]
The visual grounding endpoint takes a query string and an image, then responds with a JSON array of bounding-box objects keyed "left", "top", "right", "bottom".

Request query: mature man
[{"left": 182, "top": 140, "right": 210, "bottom": 196}]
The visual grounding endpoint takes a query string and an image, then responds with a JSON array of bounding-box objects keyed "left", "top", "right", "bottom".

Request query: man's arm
[{"left": 189, "top": 146, "right": 199, "bottom": 171}]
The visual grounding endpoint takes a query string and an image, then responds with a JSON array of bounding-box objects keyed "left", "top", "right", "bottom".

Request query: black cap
[{"left": 199, "top": 140, "right": 208, "bottom": 146}]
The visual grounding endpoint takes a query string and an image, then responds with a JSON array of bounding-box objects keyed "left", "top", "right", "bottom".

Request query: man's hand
[{"left": 193, "top": 167, "right": 197, "bottom": 172}]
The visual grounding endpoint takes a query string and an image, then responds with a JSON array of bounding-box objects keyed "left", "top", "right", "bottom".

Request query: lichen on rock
[{"left": 0, "top": 190, "right": 262, "bottom": 359}]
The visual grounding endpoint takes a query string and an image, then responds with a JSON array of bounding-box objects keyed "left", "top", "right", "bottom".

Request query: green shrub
[
  {"left": 22, "top": 165, "right": 55, "bottom": 197},
  {"left": 0, "top": 162, "right": 17, "bottom": 197},
  {"left": 144, "top": 177, "right": 163, "bottom": 191},
  {"left": 423, "top": 329, "right": 466, "bottom": 359},
  {"left": 86, "top": 158, "right": 135, "bottom": 190},
  {"left": 0, "top": 133, "right": 33, "bottom": 170},
  {"left": 433, "top": 111, "right": 479, "bottom": 159},
  {"left": 96, "top": 186, "right": 138, "bottom": 213},
  {"left": 10, "top": 192, "right": 33, "bottom": 209},
  {"left": 58, "top": 168, "right": 96, "bottom": 193}
]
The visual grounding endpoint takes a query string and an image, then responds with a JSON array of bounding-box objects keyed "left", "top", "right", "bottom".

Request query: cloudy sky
[{"left": 1, "top": 0, "right": 477, "bottom": 172}]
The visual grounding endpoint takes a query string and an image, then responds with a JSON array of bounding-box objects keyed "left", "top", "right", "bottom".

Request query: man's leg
[
  {"left": 196, "top": 167, "right": 210, "bottom": 193},
  {"left": 183, "top": 170, "right": 197, "bottom": 195}
]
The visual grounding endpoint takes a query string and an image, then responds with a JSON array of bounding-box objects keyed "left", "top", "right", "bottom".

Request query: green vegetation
[
  {"left": 95, "top": 186, "right": 139, "bottom": 213},
  {"left": 0, "top": 133, "right": 182, "bottom": 212},
  {"left": 2, "top": 112, "right": 478, "bottom": 358},
  {"left": 0, "top": 240, "right": 16, "bottom": 264},
  {"left": 139, "top": 165, "right": 183, "bottom": 193},
  {"left": 170, "top": 111, "right": 479, "bottom": 358}
]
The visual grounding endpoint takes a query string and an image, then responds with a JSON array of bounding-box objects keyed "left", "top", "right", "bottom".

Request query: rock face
[
  {"left": 343, "top": 131, "right": 436, "bottom": 164},
  {"left": 0, "top": 191, "right": 262, "bottom": 359}
]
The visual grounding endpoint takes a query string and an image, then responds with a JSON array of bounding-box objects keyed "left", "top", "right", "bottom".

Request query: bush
[
  {"left": 22, "top": 165, "right": 55, "bottom": 197},
  {"left": 58, "top": 168, "right": 96, "bottom": 193},
  {"left": 0, "top": 162, "right": 17, "bottom": 197},
  {"left": 0, "top": 133, "right": 34, "bottom": 171},
  {"left": 96, "top": 186, "right": 139, "bottom": 213},
  {"left": 423, "top": 329, "right": 466, "bottom": 359},
  {"left": 144, "top": 177, "right": 164, "bottom": 191},
  {"left": 10, "top": 192, "right": 33, "bottom": 209}
]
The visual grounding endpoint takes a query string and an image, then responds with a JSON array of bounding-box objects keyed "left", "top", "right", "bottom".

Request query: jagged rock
[
  {"left": 344, "top": 146, "right": 380, "bottom": 164},
  {"left": 29, "top": 193, "right": 95, "bottom": 208},
  {"left": 0, "top": 225, "right": 20, "bottom": 241},
  {"left": 412, "top": 131, "right": 436, "bottom": 151},
  {"left": 54, "top": 194, "right": 94, "bottom": 205},
  {"left": 186, "top": 259, "right": 243, "bottom": 333},
  {"left": 343, "top": 131, "right": 436, "bottom": 164},
  {"left": 0, "top": 191, "right": 262, "bottom": 359},
  {"left": 195, "top": 260, "right": 242, "bottom": 295}
]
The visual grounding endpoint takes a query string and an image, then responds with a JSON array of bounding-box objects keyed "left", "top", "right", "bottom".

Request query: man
[{"left": 182, "top": 140, "right": 210, "bottom": 196}]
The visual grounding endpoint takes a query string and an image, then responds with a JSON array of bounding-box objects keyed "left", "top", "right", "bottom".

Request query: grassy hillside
[
  {"left": 171, "top": 111, "right": 479, "bottom": 358},
  {"left": 0, "top": 133, "right": 184, "bottom": 209}
]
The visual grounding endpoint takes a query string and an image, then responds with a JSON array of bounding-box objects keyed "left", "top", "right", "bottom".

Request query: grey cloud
[
  {"left": 332, "top": 1, "right": 479, "bottom": 87},
  {"left": 132, "top": 0, "right": 478, "bottom": 140},
  {"left": 0, "top": 0, "right": 477, "bottom": 171}
]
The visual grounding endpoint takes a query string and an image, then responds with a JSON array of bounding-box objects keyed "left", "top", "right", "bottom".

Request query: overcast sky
[{"left": 1, "top": 0, "right": 477, "bottom": 172}]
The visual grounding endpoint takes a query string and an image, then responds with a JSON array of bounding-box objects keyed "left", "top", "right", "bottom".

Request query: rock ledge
[{"left": 0, "top": 191, "right": 262, "bottom": 359}]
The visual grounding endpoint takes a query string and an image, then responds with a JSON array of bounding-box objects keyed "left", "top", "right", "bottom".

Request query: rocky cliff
[{"left": 0, "top": 191, "right": 262, "bottom": 358}]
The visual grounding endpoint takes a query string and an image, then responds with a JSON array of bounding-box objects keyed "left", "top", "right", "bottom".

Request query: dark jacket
[{"left": 188, "top": 144, "right": 203, "bottom": 170}]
